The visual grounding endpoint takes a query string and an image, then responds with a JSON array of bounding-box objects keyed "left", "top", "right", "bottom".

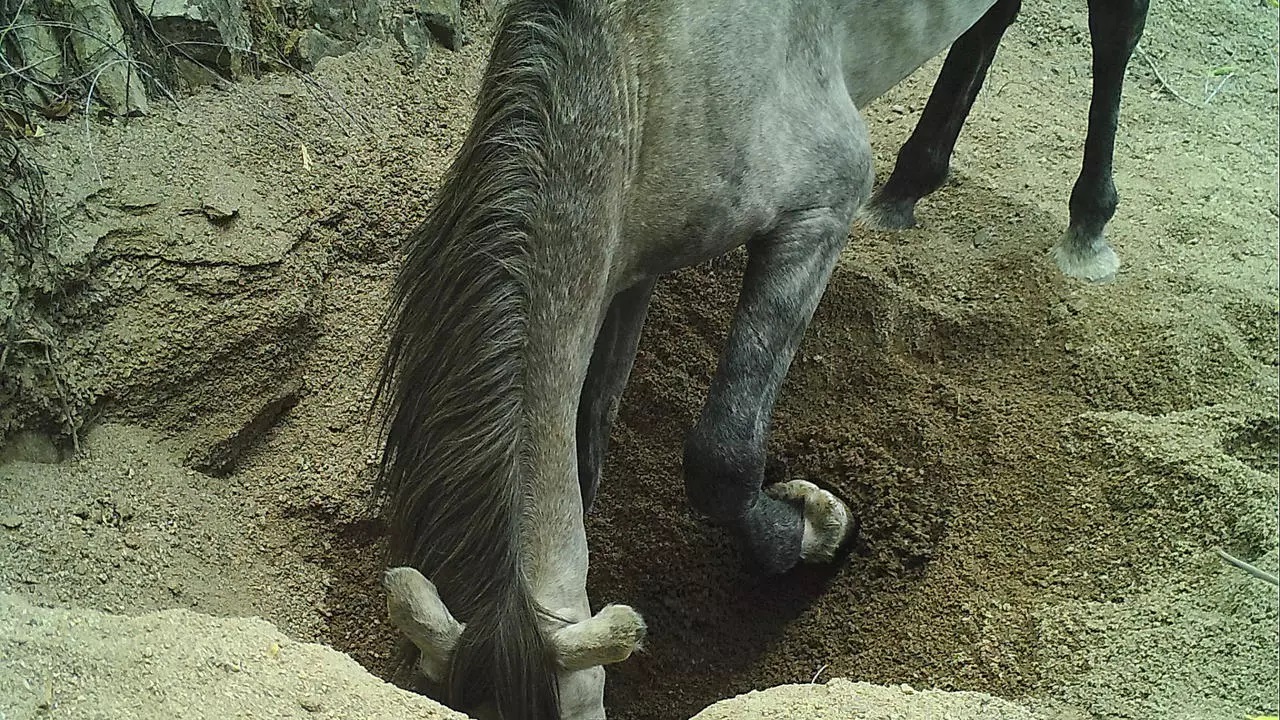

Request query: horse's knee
[
  {"left": 682, "top": 421, "right": 763, "bottom": 523},
  {"left": 1088, "top": 0, "right": 1149, "bottom": 52}
]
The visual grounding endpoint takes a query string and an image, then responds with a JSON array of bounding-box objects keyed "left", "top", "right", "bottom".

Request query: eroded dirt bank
[{"left": 1, "top": 0, "right": 1277, "bottom": 718}]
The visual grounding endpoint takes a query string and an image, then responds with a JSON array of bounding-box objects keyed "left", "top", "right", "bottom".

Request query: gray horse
[{"left": 374, "top": 1, "right": 1144, "bottom": 719}]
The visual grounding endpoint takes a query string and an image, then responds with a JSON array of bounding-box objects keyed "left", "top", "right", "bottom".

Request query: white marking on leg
[{"left": 1053, "top": 229, "right": 1120, "bottom": 283}]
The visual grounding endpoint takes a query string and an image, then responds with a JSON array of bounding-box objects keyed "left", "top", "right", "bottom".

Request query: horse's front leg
[
  {"left": 860, "top": 0, "right": 1021, "bottom": 230},
  {"left": 682, "top": 208, "right": 858, "bottom": 575},
  {"left": 577, "top": 280, "right": 656, "bottom": 514},
  {"left": 1052, "top": 0, "right": 1149, "bottom": 283}
]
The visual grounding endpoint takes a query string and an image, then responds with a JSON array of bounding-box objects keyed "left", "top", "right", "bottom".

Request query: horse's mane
[{"left": 374, "top": 1, "right": 602, "bottom": 717}]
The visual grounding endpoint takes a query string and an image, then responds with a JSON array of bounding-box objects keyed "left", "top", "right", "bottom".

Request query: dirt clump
[{"left": 0, "top": 591, "right": 469, "bottom": 720}]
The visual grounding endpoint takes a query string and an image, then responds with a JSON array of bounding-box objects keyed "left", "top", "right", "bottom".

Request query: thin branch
[
  {"left": 0, "top": 0, "right": 32, "bottom": 47},
  {"left": 0, "top": 19, "right": 178, "bottom": 103},
  {"left": 1217, "top": 549, "right": 1279, "bottom": 587},
  {"left": 1134, "top": 44, "right": 1200, "bottom": 108}
]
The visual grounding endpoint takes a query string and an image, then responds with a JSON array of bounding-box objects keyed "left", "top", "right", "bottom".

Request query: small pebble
[
  {"left": 299, "top": 695, "right": 324, "bottom": 712},
  {"left": 0, "top": 513, "right": 22, "bottom": 529}
]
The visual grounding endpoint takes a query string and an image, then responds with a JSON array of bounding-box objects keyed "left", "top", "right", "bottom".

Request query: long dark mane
[{"left": 374, "top": 1, "right": 605, "bottom": 717}]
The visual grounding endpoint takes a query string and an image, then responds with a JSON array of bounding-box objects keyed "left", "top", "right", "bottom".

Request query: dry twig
[
  {"left": 1134, "top": 43, "right": 1200, "bottom": 108},
  {"left": 1217, "top": 549, "right": 1279, "bottom": 587}
]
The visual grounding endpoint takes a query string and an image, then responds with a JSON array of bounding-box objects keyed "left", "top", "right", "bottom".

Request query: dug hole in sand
[{"left": 1, "top": 0, "right": 1277, "bottom": 718}]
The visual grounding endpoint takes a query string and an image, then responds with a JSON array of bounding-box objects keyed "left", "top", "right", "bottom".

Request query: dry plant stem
[
  {"left": 292, "top": 70, "right": 368, "bottom": 136},
  {"left": 0, "top": 0, "right": 31, "bottom": 45},
  {"left": 1203, "top": 73, "right": 1233, "bottom": 104},
  {"left": 1217, "top": 549, "right": 1279, "bottom": 586},
  {"left": 0, "top": 338, "right": 43, "bottom": 375},
  {"left": 1134, "top": 44, "right": 1200, "bottom": 107},
  {"left": 42, "top": 343, "right": 79, "bottom": 455}
]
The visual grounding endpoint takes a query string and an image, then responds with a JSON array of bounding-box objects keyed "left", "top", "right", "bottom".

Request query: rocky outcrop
[
  {"left": 8, "top": 14, "right": 66, "bottom": 109},
  {"left": 133, "top": 0, "right": 253, "bottom": 77},
  {"left": 64, "top": 0, "right": 150, "bottom": 115},
  {"left": 0, "top": 0, "right": 468, "bottom": 120}
]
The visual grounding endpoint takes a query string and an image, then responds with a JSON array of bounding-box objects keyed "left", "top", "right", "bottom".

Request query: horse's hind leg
[
  {"left": 1052, "top": 0, "right": 1149, "bottom": 283},
  {"left": 861, "top": 0, "right": 1021, "bottom": 230},
  {"left": 683, "top": 196, "right": 866, "bottom": 574},
  {"left": 576, "top": 280, "right": 655, "bottom": 513}
]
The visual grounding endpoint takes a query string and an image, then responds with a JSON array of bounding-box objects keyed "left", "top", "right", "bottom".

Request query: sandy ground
[
  {"left": 689, "top": 678, "right": 1043, "bottom": 720},
  {"left": 0, "top": 592, "right": 468, "bottom": 719},
  {"left": 1, "top": 0, "right": 1278, "bottom": 718}
]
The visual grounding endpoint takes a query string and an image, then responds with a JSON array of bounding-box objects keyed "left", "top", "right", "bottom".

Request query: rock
[
  {"left": 0, "top": 513, "right": 23, "bottom": 529},
  {"left": 174, "top": 57, "right": 228, "bottom": 89},
  {"left": 305, "top": 0, "right": 380, "bottom": 41},
  {"left": 200, "top": 201, "right": 239, "bottom": 223},
  {"left": 393, "top": 15, "right": 435, "bottom": 65},
  {"left": 132, "top": 0, "right": 252, "bottom": 76},
  {"left": 197, "top": 176, "right": 244, "bottom": 223},
  {"left": 293, "top": 28, "right": 355, "bottom": 71},
  {"left": 10, "top": 16, "right": 65, "bottom": 109},
  {"left": 418, "top": 0, "right": 464, "bottom": 50},
  {"left": 392, "top": 0, "right": 462, "bottom": 63},
  {"left": 62, "top": 0, "right": 149, "bottom": 116},
  {"left": 690, "top": 678, "right": 1047, "bottom": 720}
]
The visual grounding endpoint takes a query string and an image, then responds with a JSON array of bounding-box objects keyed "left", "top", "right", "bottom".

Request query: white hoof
[
  {"left": 856, "top": 197, "right": 916, "bottom": 232},
  {"left": 765, "top": 480, "right": 853, "bottom": 563},
  {"left": 1052, "top": 231, "right": 1120, "bottom": 283}
]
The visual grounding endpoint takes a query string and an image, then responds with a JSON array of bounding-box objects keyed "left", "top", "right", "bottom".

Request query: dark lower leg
[
  {"left": 683, "top": 209, "right": 852, "bottom": 574},
  {"left": 1057, "top": 0, "right": 1149, "bottom": 277},
  {"left": 863, "top": 0, "right": 1021, "bottom": 229},
  {"left": 576, "top": 280, "right": 655, "bottom": 513}
]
